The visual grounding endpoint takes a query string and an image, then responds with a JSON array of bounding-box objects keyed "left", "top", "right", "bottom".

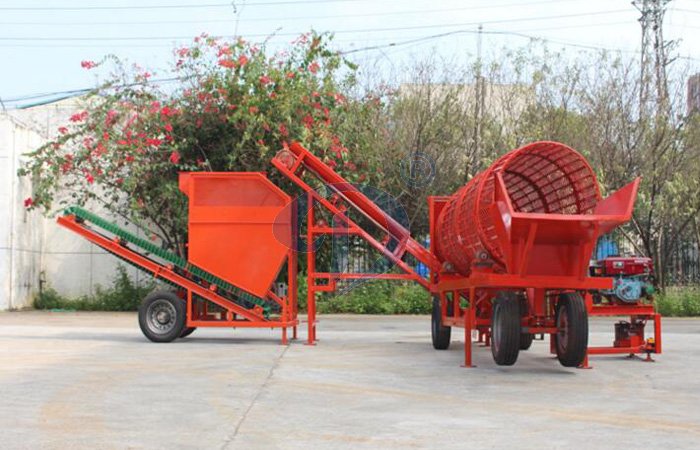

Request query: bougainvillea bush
[{"left": 20, "top": 32, "right": 377, "bottom": 256}]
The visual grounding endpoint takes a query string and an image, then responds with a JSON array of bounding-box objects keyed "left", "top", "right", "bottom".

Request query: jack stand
[{"left": 577, "top": 354, "right": 593, "bottom": 370}]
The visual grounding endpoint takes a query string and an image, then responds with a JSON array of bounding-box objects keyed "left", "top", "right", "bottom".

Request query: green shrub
[
  {"left": 34, "top": 287, "right": 71, "bottom": 310},
  {"left": 656, "top": 288, "right": 700, "bottom": 316},
  {"left": 34, "top": 265, "right": 155, "bottom": 311},
  {"left": 315, "top": 280, "right": 431, "bottom": 314}
]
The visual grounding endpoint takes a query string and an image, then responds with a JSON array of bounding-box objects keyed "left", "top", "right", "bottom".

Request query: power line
[
  {"left": 343, "top": 26, "right": 700, "bottom": 62},
  {"left": 0, "top": 2, "right": 232, "bottom": 11},
  {"left": 6, "top": 24, "right": 698, "bottom": 104},
  {"left": 2, "top": 77, "right": 183, "bottom": 103},
  {"left": 0, "top": 9, "right": 632, "bottom": 42},
  {"left": 0, "top": 0, "right": 415, "bottom": 11},
  {"left": 0, "top": 0, "right": 577, "bottom": 25}
]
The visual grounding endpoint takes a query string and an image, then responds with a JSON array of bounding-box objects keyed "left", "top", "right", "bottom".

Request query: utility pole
[
  {"left": 633, "top": 0, "right": 673, "bottom": 117},
  {"left": 471, "top": 24, "right": 484, "bottom": 177}
]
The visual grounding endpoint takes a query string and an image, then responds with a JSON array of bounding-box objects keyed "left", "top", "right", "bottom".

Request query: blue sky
[{"left": 1, "top": 0, "right": 699, "bottom": 107}]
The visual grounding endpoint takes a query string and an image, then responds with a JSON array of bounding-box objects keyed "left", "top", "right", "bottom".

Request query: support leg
[
  {"left": 306, "top": 286, "right": 316, "bottom": 345},
  {"left": 305, "top": 192, "right": 317, "bottom": 346},
  {"left": 578, "top": 352, "right": 592, "bottom": 369},
  {"left": 462, "top": 288, "right": 476, "bottom": 368}
]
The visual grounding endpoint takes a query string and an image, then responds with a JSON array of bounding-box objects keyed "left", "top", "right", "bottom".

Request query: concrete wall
[
  {"left": 0, "top": 116, "right": 44, "bottom": 309},
  {"left": 1, "top": 99, "right": 143, "bottom": 310}
]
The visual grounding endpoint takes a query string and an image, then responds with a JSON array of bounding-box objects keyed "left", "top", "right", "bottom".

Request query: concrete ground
[{"left": 0, "top": 312, "right": 699, "bottom": 449}]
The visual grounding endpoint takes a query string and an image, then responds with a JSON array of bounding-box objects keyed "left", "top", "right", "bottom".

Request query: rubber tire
[
  {"left": 431, "top": 296, "right": 451, "bottom": 350},
  {"left": 491, "top": 291, "right": 521, "bottom": 366},
  {"left": 554, "top": 292, "right": 588, "bottom": 367},
  {"left": 138, "top": 290, "right": 186, "bottom": 343},
  {"left": 520, "top": 333, "right": 534, "bottom": 350},
  {"left": 180, "top": 327, "right": 196, "bottom": 338},
  {"left": 519, "top": 295, "right": 533, "bottom": 350}
]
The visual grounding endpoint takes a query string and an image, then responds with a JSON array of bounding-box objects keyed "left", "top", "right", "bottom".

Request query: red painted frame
[{"left": 57, "top": 214, "right": 299, "bottom": 344}]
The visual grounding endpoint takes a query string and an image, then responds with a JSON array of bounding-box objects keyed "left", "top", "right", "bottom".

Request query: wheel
[
  {"left": 138, "top": 290, "right": 186, "bottom": 343},
  {"left": 519, "top": 295, "right": 533, "bottom": 350},
  {"left": 491, "top": 291, "right": 521, "bottom": 365},
  {"left": 431, "top": 296, "right": 451, "bottom": 350},
  {"left": 553, "top": 292, "right": 588, "bottom": 367},
  {"left": 180, "top": 327, "right": 196, "bottom": 338}
]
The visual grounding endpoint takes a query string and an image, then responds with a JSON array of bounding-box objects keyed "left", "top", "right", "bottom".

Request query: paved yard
[{"left": 0, "top": 311, "right": 699, "bottom": 449}]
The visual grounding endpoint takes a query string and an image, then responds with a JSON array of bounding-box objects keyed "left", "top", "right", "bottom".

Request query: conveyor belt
[{"left": 64, "top": 206, "right": 274, "bottom": 316}]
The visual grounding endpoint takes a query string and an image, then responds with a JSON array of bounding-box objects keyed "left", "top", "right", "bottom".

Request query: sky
[{"left": 1, "top": 0, "right": 699, "bottom": 108}]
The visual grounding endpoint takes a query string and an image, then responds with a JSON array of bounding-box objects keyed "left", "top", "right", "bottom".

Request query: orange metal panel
[{"left": 179, "top": 172, "right": 292, "bottom": 298}]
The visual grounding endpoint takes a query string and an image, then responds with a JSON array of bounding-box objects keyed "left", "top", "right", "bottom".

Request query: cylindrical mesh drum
[{"left": 436, "top": 141, "right": 601, "bottom": 275}]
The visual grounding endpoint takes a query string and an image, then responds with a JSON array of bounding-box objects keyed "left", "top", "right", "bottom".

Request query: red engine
[
  {"left": 594, "top": 256, "right": 653, "bottom": 276},
  {"left": 590, "top": 256, "right": 654, "bottom": 304}
]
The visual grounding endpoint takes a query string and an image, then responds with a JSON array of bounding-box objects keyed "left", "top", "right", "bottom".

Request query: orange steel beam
[
  {"left": 272, "top": 156, "right": 431, "bottom": 290},
  {"left": 57, "top": 215, "right": 268, "bottom": 323},
  {"left": 435, "top": 273, "right": 613, "bottom": 292}
]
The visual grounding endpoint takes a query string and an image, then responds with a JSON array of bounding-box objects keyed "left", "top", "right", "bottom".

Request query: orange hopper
[{"left": 178, "top": 172, "right": 292, "bottom": 298}]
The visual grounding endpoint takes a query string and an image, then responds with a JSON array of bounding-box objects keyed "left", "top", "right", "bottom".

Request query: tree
[{"left": 20, "top": 32, "right": 377, "bottom": 257}]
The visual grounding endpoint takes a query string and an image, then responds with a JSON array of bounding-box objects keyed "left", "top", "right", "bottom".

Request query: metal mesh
[{"left": 436, "top": 141, "right": 601, "bottom": 275}]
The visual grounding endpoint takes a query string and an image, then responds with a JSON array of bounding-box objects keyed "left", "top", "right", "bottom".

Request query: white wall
[
  {"left": 0, "top": 116, "right": 44, "bottom": 309},
  {"left": 0, "top": 99, "right": 143, "bottom": 310}
]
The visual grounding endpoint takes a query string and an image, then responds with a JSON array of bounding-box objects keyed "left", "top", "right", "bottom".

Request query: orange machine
[
  {"left": 58, "top": 172, "right": 298, "bottom": 344},
  {"left": 58, "top": 140, "right": 660, "bottom": 369}
]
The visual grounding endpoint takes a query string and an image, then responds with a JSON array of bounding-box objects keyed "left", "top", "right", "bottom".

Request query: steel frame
[
  {"left": 270, "top": 143, "right": 662, "bottom": 368},
  {"left": 272, "top": 144, "right": 435, "bottom": 345},
  {"left": 583, "top": 300, "right": 662, "bottom": 366},
  {"left": 57, "top": 215, "right": 299, "bottom": 344}
]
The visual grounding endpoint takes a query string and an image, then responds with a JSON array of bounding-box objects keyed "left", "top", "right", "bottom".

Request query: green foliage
[
  {"left": 316, "top": 281, "right": 430, "bottom": 314},
  {"left": 655, "top": 288, "right": 700, "bottom": 316},
  {"left": 20, "top": 32, "right": 377, "bottom": 257},
  {"left": 34, "top": 265, "right": 155, "bottom": 311}
]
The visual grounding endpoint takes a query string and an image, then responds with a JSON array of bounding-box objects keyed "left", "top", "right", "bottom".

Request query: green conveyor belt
[{"left": 64, "top": 206, "right": 273, "bottom": 316}]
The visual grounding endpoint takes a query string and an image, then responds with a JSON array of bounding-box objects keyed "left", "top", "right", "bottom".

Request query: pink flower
[
  {"left": 164, "top": 123, "right": 173, "bottom": 132},
  {"left": 249, "top": 106, "right": 259, "bottom": 114},
  {"left": 86, "top": 173, "right": 95, "bottom": 184},
  {"left": 160, "top": 106, "right": 178, "bottom": 117},
  {"left": 217, "top": 46, "right": 232, "bottom": 57},
  {"left": 309, "top": 61, "right": 320, "bottom": 74},
  {"left": 24, "top": 197, "right": 34, "bottom": 208},
  {"left": 302, "top": 114, "right": 314, "bottom": 129},
  {"left": 69, "top": 111, "right": 88, "bottom": 122},
  {"left": 169, "top": 151, "right": 181, "bottom": 164},
  {"left": 58, "top": 126, "right": 68, "bottom": 134},
  {"left": 259, "top": 75, "right": 271, "bottom": 85},
  {"left": 218, "top": 59, "right": 235, "bottom": 69},
  {"left": 81, "top": 60, "right": 97, "bottom": 70},
  {"left": 278, "top": 123, "right": 288, "bottom": 137},
  {"left": 238, "top": 55, "right": 248, "bottom": 67},
  {"left": 104, "top": 109, "right": 118, "bottom": 127}
]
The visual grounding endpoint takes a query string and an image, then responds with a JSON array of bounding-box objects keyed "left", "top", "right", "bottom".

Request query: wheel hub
[
  {"left": 146, "top": 299, "right": 177, "bottom": 334},
  {"left": 156, "top": 311, "right": 171, "bottom": 324}
]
